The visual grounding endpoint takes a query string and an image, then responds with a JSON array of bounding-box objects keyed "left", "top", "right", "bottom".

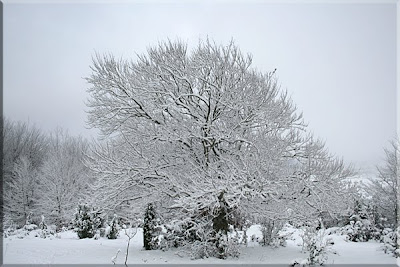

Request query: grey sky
[{"left": 4, "top": 2, "right": 397, "bottom": 174}]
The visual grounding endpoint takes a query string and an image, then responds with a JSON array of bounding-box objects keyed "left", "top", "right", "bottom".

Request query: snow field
[{"left": 3, "top": 224, "right": 397, "bottom": 265}]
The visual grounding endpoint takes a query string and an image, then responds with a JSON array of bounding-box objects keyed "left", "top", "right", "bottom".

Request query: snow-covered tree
[
  {"left": 3, "top": 156, "right": 39, "bottom": 226},
  {"left": 86, "top": 39, "right": 304, "bottom": 213},
  {"left": 38, "top": 128, "right": 90, "bottom": 228},
  {"left": 84, "top": 39, "right": 355, "bottom": 256},
  {"left": 367, "top": 139, "right": 398, "bottom": 228},
  {"left": 83, "top": 137, "right": 159, "bottom": 220},
  {"left": 288, "top": 138, "right": 355, "bottom": 224},
  {"left": 143, "top": 203, "right": 159, "bottom": 250},
  {"left": 303, "top": 226, "right": 335, "bottom": 265},
  {"left": 73, "top": 204, "right": 102, "bottom": 239},
  {"left": 106, "top": 214, "right": 121, "bottom": 239},
  {"left": 241, "top": 137, "right": 355, "bottom": 230},
  {"left": 2, "top": 119, "right": 48, "bottom": 227},
  {"left": 2, "top": 119, "right": 47, "bottom": 185},
  {"left": 2, "top": 119, "right": 95, "bottom": 230},
  {"left": 364, "top": 139, "right": 399, "bottom": 257},
  {"left": 342, "top": 199, "right": 376, "bottom": 242}
]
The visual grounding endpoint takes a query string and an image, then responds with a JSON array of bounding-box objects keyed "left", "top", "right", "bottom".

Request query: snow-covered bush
[
  {"left": 159, "top": 219, "right": 206, "bottom": 252},
  {"left": 270, "top": 232, "right": 289, "bottom": 248},
  {"left": 152, "top": 217, "right": 240, "bottom": 259},
  {"left": 300, "top": 226, "right": 314, "bottom": 253},
  {"left": 290, "top": 258, "right": 311, "bottom": 267},
  {"left": 152, "top": 219, "right": 201, "bottom": 251},
  {"left": 187, "top": 223, "right": 242, "bottom": 260},
  {"left": 99, "top": 227, "right": 106, "bottom": 237},
  {"left": 187, "top": 230, "right": 240, "bottom": 260},
  {"left": 217, "top": 231, "right": 240, "bottom": 259},
  {"left": 23, "top": 223, "right": 38, "bottom": 231},
  {"left": 230, "top": 209, "right": 250, "bottom": 231},
  {"left": 152, "top": 223, "right": 178, "bottom": 250},
  {"left": 38, "top": 215, "right": 55, "bottom": 238},
  {"left": 8, "top": 223, "right": 38, "bottom": 239},
  {"left": 73, "top": 204, "right": 102, "bottom": 239},
  {"left": 301, "top": 226, "right": 335, "bottom": 265},
  {"left": 151, "top": 196, "right": 238, "bottom": 258},
  {"left": 106, "top": 214, "right": 121, "bottom": 239},
  {"left": 165, "top": 192, "right": 238, "bottom": 259},
  {"left": 379, "top": 227, "right": 399, "bottom": 257},
  {"left": 3, "top": 219, "right": 18, "bottom": 238},
  {"left": 39, "top": 215, "right": 47, "bottom": 231},
  {"left": 342, "top": 220, "right": 373, "bottom": 242},
  {"left": 259, "top": 219, "right": 285, "bottom": 247},
  {"left": 189, "top": 239, "right": 218, "bottom": 259},
  {"left": 341, "top": 200, "right": 378, "bottom": 242},
  {"left": 260, "top": 219, "right": 274, "bottom": 246},
  {"left": 4, "top": 219, "right": 56, "bottom": 240}
]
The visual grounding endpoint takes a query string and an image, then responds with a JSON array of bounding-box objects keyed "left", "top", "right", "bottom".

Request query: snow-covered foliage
[
  {"left": 155, "top": 191, "right": 242, "bottom": 259},
  {"left": 4, "top": 220, "right": 57, "bottom": 240},
  {"left": 338, "top": 195, "right": 399, "bottom": 258},
  {"left": 179, "top": 220, "right": 216, "bottom": 258},
  {"left": 150, "top": 219, "right": 244, "bottom": 259},
  {"left": 215, "top": 231, "right": 241, "bottom": 259},
  {"left": 73, "top": 204, "right": 102, "bottom": 239},
  {"left": 151, "top": 219, "right": 201, "bottom": 251},
  {"left": 341, "top": 200, "right": 380, "bottom": 242},
  {"left": 37, "top": 215, "right": 56, "bottom": 239},
  {"left": 183, "top": 228, "right": 241, "bottom": 260},
  {"left": 300, "top": 226, "right": 335, "bottom": 265},
  {"left": 259, "top": 218, "right": 285, "bottom": 247},
  {"left": 342, "top": 221, "right": 373, "bottom": 242},
  {"left": 106, "top": 214, "right": 121, "bottom": 239},
  {"left": 3, "top": 220, "right": 18, "bottom": 238},
  {"left": 379, "top": 227, "right": 399, "bottom": 257}
]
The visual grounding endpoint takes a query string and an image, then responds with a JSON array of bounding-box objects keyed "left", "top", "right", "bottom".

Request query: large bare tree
[
  {"left": 84, "top": 40, "right": 355, "bottom": 252},
  {"left": 85, "top": 40, "right": 306, "bottom": 211}
]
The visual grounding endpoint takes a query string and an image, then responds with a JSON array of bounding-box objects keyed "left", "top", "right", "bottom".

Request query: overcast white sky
[{"left": 4, "top": 1, "right": 397, "bottom": 175}]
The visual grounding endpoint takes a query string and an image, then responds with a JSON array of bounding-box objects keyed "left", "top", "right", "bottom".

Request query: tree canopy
[{"left": 85, "top": 39, "right": 355, "bottom": 226}]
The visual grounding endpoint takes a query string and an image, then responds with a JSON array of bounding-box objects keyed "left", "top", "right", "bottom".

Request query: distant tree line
[{"left": 2, "top": 119, "right": 92, "bottom": 229}]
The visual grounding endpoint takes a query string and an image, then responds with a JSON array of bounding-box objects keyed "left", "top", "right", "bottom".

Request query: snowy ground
[{"left": 3, "top": 225, "right": 398, "bottom": 265}]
